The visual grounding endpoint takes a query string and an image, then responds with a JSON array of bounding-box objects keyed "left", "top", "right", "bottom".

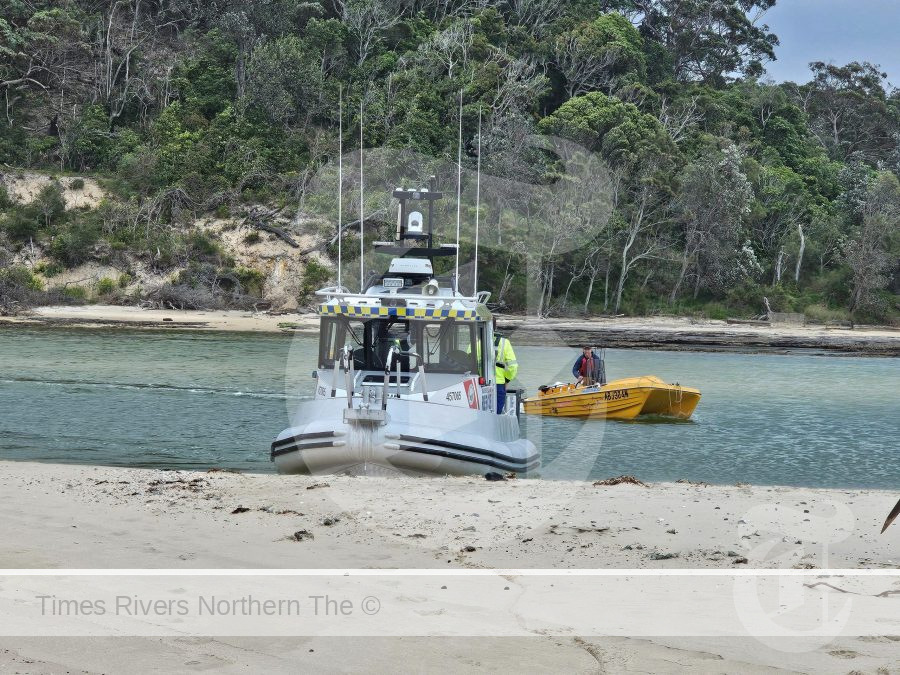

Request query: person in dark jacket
[{"left": 572, "top": 346, "right": 605, "bottom": 386}]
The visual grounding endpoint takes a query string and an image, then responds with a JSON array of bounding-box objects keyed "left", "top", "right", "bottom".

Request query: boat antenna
[
  {"left": 337, "top": 86, "right": 342, "bottom": 290},
  {"left": 359, "top": 96, "right": 364, "bottom": 293},
  {"left": 454, "top": 89, "right": 463, "bottom": 294},
  {"left": 473, "top": 104, "right": 482, "bottom": 296}
]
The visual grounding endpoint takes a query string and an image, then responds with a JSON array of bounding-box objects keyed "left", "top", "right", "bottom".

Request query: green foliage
[
  {"left": 50, "top": 217, "right": 101, "bottom": 266},
  {"left": 0, "top": 184, "right": 12, "bottom": 210},
  {"left": 553, "top": 12, "right": 646, "bottom": 97},
  {"left": 298, "top": 258, "right": 331, "bottom": 303},
  {"left": 1, "top": 0, "right": 898, "bottom": 321},
  {"left": 184, "top": 230, "right": 225, "bottom": 263},
  {"left": 96, "top": 277, "right": 117, "bottom": 295},
  {"left": 69, "top": 105, "right": 113, "bottom": 170},
  {"left": 234, "top": 266, "right": 265, "bottom": 296},
  {"left": 1, "top": 208, "right": 40, "bottom": 241},
  {"left": 539, "top": 92, "right": 678, "bottom": 169},
  {"left": 0, "top": 266, "right": 43, "bottom": 292},
  {"left": 59, "top": 285, "right": 88, "bottom": 301},
  {"left": 35, "top": 182, "right": 66, "bottom": 228},
  {"left": 34, "top": 261, "right": 63, "bottom": 277},
  {"left": 804, "top": 303, "right": 850, "bottom": 324}
]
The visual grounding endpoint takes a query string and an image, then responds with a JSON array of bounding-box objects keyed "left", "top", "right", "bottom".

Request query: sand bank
[
  {"left": 2, "top": 462, "right": 897, "bottom": 570},
  {"left": 2, "top": 304, "right": 899, "bottom": 355},
  {"left": 0, "top": 304, "right": 320, "bottom": 333},
  {"left": 1, "top": 462, "right": 898, "bottom": 672}
]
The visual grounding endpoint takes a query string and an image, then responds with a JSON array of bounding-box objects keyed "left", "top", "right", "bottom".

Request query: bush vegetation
[{"left": 0, "top": 1, "right": 897, "bottom": 321}]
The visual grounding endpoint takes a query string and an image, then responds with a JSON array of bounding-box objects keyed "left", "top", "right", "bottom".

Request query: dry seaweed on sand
[{"left": 593, "top": 475, "right": 649, "bottom": 487}]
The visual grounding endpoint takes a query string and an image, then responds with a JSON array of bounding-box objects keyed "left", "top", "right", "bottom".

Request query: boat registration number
[{"left": 604, "top": 389, "right": 629, "bottom": 401}]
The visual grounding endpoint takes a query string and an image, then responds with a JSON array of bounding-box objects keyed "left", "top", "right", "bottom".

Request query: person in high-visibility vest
[{"left": 493, "top": 330, "right": 518, "bottom": 414}]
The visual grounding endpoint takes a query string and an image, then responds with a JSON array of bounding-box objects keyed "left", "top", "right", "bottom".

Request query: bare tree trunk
[
  {"left": 794, "top": 223, "right": 805, "bottom": 283},
  {"left": 603, "top": 265, "right": 610, "bottom": 312},
  {"left": 613, "top": 230, "right": 635, "bottom": 313},
  {"left": 773, "top": 247, "right": 785, "bottom": 285},
  {"left": 542, "top": 264, "right": 555, "bottom": 317},
  {"left": 583, "top": 269, "right": 597, "bottom": 314},
  {"left": 235, "top": 51, "right": 246, "bottom": 100},
  {"left": 613, "top": 257, "right": 628, "bottom": 313},
  {"left": 670, "top": 251, "right": 690, "bottom": 303}
]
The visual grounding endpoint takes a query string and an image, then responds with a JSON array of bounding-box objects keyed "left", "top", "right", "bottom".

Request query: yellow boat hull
[{"left": 522, "top": 376, "right": 701, "bottom": 421}]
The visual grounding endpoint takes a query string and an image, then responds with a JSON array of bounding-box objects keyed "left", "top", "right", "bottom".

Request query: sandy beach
[
  {"left": 2, "top": 462, "right": 897, "bottom": 570},
  {"left": 2, "top": 304, "right": 899, "bottom": 355},
  {"left": 1, "top": 461, "right": 898, "bottom": 672}
]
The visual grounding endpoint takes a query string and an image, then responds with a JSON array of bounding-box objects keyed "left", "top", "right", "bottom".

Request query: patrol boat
[{"left": 271, "top": 182, "right": 538, "bottom": 476}]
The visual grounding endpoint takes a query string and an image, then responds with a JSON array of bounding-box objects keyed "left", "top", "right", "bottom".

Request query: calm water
[{"left": 0, "top": 327, "right": 897, "bottom": 488}]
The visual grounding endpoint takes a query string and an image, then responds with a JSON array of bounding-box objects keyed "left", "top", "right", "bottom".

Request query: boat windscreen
[
  {"left": 420, "top": 321, "right": 478, "bottom": 374},
  {"left": 318, "top": 316, "right": 481, "bottom": 375},
  {"left": 318, "top": 317, "right": 365, "bottom": 368}
]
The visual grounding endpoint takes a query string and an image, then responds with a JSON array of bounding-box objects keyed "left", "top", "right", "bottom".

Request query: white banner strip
[
  {"left": 2, "top": 573, "right": 898, "bottom": 638},
  {"left": 1, "top": 568, "right": 899, "bottom": 576}
]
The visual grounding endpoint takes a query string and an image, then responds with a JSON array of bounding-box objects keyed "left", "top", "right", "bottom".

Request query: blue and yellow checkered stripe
[{"left": 318, "top": 304, "right": 479, "bottom": 321}]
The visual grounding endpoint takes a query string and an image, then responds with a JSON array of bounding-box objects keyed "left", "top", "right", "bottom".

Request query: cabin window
[
  {"left": 420, "top": 321, "right": 478, "bottom": 374},
  {"left": 370, "top": 319, "right": 412, "bottom": 371},
  {"left": 318, "top": 317, "right": 365, "bottom": 369}
]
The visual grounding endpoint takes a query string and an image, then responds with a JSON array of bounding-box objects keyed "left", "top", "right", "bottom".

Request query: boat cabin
[{"left": 313, "top": 180, "right": 501, "bottom": 413}]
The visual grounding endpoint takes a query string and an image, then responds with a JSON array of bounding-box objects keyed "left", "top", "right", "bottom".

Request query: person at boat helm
[
  {"left": 572, "top": 346, "right": 605, "bottom": 386},
  {"left": 493, "top": 320, "right": 518, "bottom": 415}
]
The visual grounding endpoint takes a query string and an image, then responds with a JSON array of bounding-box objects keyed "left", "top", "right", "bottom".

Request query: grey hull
[{"left": 272, "top": 398, "right": 539, "bottom": 477}]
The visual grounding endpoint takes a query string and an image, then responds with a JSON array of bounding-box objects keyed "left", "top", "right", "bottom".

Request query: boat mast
[
  {"left": 474, "top": 105, "right": 482, "bottom": 296},
  {"left": 359, "top": 97, "right": 364, "bottom": 293},
  {"left": 454, "top": 90, "right": 463, "bottom": 294},
  {"left": 337, "top": 87, "right": 342, "bottom": 289}
]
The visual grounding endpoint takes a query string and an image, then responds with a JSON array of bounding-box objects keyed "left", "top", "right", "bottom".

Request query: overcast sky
[{"left": 761, "top": 0, "right": 900, "bottom": 87}]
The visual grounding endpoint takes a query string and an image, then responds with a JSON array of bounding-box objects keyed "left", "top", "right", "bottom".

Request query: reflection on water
[{"left": 0, "top": 327, "right": 897, "bottom": 488}]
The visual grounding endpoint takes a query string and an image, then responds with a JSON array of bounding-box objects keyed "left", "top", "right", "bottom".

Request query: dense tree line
[{"left": 0, "top": 0, "right": 898, "bottom": 321}]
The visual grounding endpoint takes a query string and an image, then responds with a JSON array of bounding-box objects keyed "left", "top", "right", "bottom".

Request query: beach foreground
[{"left": 1, "top": 461, "right": 898, "bottom": 672}]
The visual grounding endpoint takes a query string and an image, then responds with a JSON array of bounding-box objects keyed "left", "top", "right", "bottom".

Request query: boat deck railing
[{"left": 316, "top": 286, "right": 491, "bottom": 307}]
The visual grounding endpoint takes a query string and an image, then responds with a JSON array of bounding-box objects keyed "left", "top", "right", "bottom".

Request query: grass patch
[
  {"left": 804, "top": 303, "right": 849, "bottom": 324},
  {"left": 96, "top": 277, "right": 117, "bottom": 295}
]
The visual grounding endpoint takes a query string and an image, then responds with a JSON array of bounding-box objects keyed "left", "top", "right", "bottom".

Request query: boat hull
[
  {"left": 273, "top": 398, "right": 539, "bottom": 476},
  {"left": 523, "top": 376, "right": 700, "bottom": 420}
]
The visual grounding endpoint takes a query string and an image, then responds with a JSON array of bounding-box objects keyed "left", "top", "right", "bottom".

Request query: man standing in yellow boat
[{"left": 572, "top": 346, "right": 605, "bottom": 386}]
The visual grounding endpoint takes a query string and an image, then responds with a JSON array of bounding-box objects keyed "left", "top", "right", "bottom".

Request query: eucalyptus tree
[
  {"left": 843, "top": 171, "right": 900, "bottom": 315},
  {"left": 600, "top": 0, "right": 779, "bottom": 85},
  {"left": 672, "top": 142, "right": 752, "bottom": 302},
  {"left": 799, "top": 61, "right": 898, "bottom": 165},
  {"left": 539, "top": 91, "right": 680, "bottom": 312},
  {"left": 552, "top": 13, "right": 646, "bottom": 98}
]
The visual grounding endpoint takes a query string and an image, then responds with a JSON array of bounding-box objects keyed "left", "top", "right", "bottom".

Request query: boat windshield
[{"left": 318, "top": 316, "right": 480, "bottom": 375}]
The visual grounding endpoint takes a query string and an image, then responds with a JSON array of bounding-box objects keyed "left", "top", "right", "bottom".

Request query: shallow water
[{"left": 0, "top": 327, "right": 897, "bottom": 488}]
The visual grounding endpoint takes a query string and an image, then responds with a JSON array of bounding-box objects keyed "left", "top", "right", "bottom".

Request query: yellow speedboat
[{"left": 522, "top": 376, "right": 701, "bottom": 420}]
